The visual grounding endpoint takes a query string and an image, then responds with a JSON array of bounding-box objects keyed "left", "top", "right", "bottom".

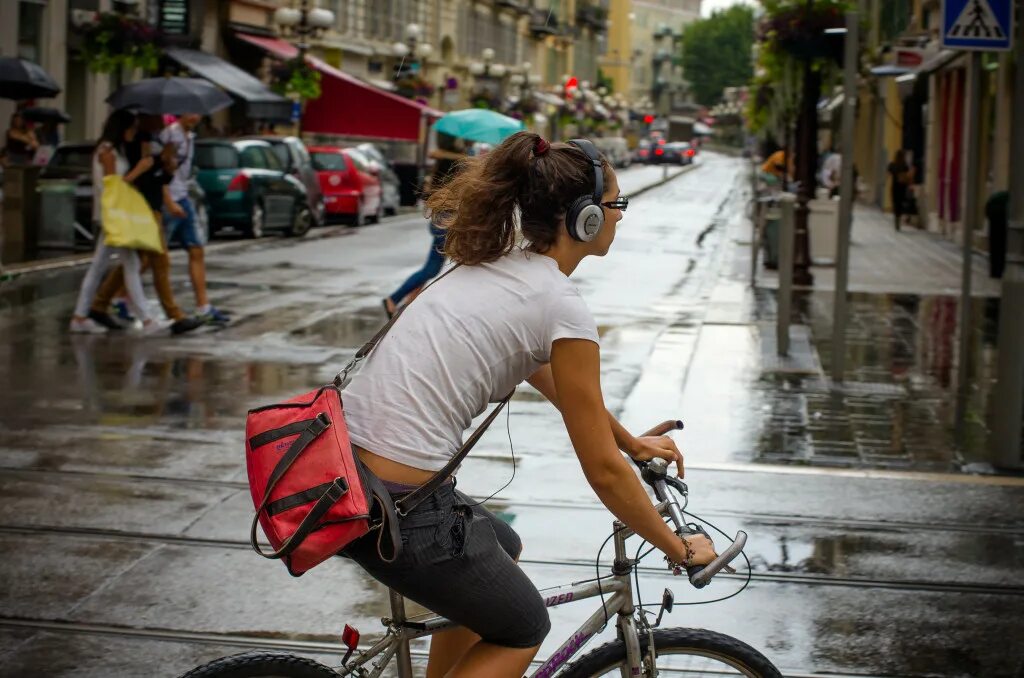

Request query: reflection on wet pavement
[{"left": 743, "top": 288, "right": 1013, "bottom": 471}]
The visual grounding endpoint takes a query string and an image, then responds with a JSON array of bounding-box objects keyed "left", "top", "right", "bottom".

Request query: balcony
[
  {"left": 494, "top": 0, "right": 530, "bottom": 14},
  {"left": 576, "top": 4, "right": 608, "bottom": 31},
  {"left": 529, "top": 9, "right": 561, "bottom": 36},
  {"left": 653, "top": 25, "right": 674, "bottom": 39}
]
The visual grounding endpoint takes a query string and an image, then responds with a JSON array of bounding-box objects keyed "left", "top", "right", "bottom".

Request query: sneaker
[
  {"left": 170, "top": 316, "right": 204, "bottom": 335},
  {"left": 69, "top": 317, "right": 109, "bottom": 334},
  {"left": 199, "top": 305, "right": 231, "bottom": 324},
  {"left": 88, "top": 310, "right": 125, "bottom": 331},
  {"left": 113, "top": 299, "right": 135, "bottom": 323}
]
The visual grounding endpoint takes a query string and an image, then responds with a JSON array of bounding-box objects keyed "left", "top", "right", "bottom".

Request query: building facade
[{"left": 629, "top": 0, "right": 700, "bottom": 114}]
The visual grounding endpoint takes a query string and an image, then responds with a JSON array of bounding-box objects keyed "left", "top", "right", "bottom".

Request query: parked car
[
  {"left": 632, "top": 141, "right": 653, "bottom": 165},
  {"left": 249, "top": 135, "right": 326, "bottom": 227},
  {"left": 308, "top": 145, "right": 383, "bottom": 226},
  {"left": 356, "top": 143, "right": 401, "bottom": 216},
  {"left": 593, "top": 137, "right": 631, "bottom": 169},
  {"left": 194, "top": 139, "right": 312, "bottom": 238}
]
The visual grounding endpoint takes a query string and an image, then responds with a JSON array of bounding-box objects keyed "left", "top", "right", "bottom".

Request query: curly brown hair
[{"left": 425, "top": 131, "right": 611, "bottom": 266}]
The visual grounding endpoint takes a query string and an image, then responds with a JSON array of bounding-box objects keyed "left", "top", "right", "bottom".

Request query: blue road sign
[{"left": 942, "top": 0, "right": 1014, "bottom": 51}]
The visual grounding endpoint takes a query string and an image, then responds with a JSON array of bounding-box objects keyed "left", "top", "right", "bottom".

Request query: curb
[
  {"left": 628, "top": 162, "right": 697, "bottom": 199},
  {"left": 1, "top": 164, "right": 699, "bottom": 285}
]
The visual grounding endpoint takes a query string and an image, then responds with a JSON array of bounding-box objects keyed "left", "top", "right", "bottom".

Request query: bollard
[
  {"left": 777, "top": 193, "right": 797, "bottom": 356},
  {"left": 662, "top": 164, "right": 668, "bottom": 181}
]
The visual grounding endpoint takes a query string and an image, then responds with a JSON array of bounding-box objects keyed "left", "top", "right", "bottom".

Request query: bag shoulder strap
[
  {"left": 394, "top": 388, "right": 514, "bottom": 517},
  {"left": 334, "top": 262, "right": 460, "bottom": 388}
]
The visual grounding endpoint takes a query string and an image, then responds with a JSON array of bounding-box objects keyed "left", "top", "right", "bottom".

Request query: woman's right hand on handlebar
[{"left": 667, "top": 533, "right": 717, "bottom": 571}]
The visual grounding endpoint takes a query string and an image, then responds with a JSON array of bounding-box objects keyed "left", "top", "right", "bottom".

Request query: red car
[{"left": 308, "top": 146, "right": 383, "bottom": 226}]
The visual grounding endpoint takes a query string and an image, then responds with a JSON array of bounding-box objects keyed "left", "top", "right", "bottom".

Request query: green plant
[
  {"left": 271, "top": 58, "right": 322, "bottom": 101},
  {"left": 81, "top": 12, "right": 164, "bottom": 74}
]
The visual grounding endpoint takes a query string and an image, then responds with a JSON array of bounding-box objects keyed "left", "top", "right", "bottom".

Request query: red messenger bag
[{"left": 245, "top": 266, "right": 511, "bottom": 576}]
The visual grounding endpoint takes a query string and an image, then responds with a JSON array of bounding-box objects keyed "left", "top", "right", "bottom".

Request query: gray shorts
[{"left": 343, "top": 482, "right": 550, "bottom": 648}]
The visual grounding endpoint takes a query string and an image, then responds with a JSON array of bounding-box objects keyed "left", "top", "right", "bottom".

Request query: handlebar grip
[
  {"left": 641, "top": 420, "right": 684, "bottom": 438},
  {"left": 688, "top": 531, "right": 747, "bottom": 589}
]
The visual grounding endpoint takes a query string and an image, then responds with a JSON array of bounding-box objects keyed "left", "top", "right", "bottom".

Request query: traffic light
[{"left": 643, "top": 114, "right": 655, "bottom": 124}]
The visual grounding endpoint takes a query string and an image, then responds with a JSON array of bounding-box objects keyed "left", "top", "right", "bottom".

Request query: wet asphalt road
[{"left": 0, "top": 155, "right": 1022, "bottom": 677}]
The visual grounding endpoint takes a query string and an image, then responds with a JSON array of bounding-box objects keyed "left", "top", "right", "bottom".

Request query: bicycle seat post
[{"left": 388, "top": 589, "right": 415, "bottom": 677}]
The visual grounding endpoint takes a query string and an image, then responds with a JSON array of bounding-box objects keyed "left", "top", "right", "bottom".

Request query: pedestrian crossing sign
[{"left": 942, "top": 0, "right": 1013, "bottom": 51}]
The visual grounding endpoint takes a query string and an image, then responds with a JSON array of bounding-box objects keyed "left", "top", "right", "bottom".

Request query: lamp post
[
  {"left": 469, "top": 48, "right": 507, "bottom": 109},
  {"left": 274, "top": 0, "right": 334, "bottom": 134},
  {"left": 392, "top": 22, "right": 433, "bottom": 93}
]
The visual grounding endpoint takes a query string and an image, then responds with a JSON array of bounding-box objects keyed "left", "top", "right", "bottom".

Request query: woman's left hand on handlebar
[{"left": 627, "top": 435, "right": 685, "bottom": 477}]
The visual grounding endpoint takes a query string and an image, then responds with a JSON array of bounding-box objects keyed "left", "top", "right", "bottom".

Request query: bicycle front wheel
[
  {"left": 179, "top": 651, "right": 338, "bottom": 678},
  {"left": 560, "top": 628, "right": 782, "bottom": 678}
]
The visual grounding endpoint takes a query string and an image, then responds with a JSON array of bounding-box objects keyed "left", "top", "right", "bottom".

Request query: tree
[{"left": 680, "top": 5, "right": 755, "bottom": 106}]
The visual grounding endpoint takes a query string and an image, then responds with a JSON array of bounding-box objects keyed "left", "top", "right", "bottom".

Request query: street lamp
[
  {"left": 274, "top": 1, "right": 334, "bottom": 58},
  {"left": 469, "top": 48, "right": 507, "bottom": 109},
  {"left": 274, "top": 0, "right": 334, "bottom": 134},
  {"left": 392, "top": 22, "right": 433, "bottom": 77}
]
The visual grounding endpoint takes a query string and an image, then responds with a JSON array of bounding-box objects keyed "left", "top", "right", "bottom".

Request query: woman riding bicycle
[{"left": 341, "top": 131, "right": 718, "bottom": 678}]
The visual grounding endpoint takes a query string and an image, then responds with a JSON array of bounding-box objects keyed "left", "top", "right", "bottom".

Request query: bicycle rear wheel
[
  {"left": 560, "top": 628, "right": 782, "bottom": 678},
  {"left": 179, "top": 651, "right": 337, "bottom": 678}
]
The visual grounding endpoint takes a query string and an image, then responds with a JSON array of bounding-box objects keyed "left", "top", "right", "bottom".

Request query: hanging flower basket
[
  {"left": 759, "top": 1, "right": 847, "bottom": 64},
  {"left": 395, "top": 75, "right": 436, "bottom": 100},
  {"left": 271, "top": 57, "right": 322, "bottom": 101},
  {"left": 81, "top": 12, "right": 165, "bottom": 74}
]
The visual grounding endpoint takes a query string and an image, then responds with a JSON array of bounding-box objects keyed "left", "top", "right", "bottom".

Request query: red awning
[{"left": 235, "top": 33, "right": 442, "bottom": 143}]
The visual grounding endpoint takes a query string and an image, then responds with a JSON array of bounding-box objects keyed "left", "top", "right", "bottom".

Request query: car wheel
[
  {"left": 288, "top": 205, "right": 312, "bottom": 238},
  {"left": 249, "top": 200, "right": 266, "bottom": 239},
  {"left": 369, "top": 200, "right": 383, "bottom": 224}
]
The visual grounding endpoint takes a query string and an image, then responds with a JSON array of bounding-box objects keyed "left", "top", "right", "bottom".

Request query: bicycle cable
[
  {"left": 594, "top": 525, "right": 627, "bottom": 629},
  {"left": 459, "top": 400, "right": 516, "bottom": 510}
]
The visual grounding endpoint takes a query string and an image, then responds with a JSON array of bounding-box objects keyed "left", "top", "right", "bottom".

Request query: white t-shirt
[{"left": 343, "top": 249, "right": 600, "bottom": 471}]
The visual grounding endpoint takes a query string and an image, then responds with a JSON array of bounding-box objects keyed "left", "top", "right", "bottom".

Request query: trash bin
[
  {"left": 986, "top": 191, "right": 1009, "bottom": 279},
  {"left": 762, "top": 203, "right": 782, "bottom": 270},
  {"left": 36, "top": 178, "right": 78, "bottom": 251}
]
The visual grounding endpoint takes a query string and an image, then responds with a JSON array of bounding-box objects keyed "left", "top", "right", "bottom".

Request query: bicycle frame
[{"left": 338, "top": 518, "right": 653, "bottom": 678}]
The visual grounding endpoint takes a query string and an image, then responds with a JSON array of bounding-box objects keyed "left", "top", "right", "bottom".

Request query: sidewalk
[{"left": 696, "top": 199, "right": 1015, "bottom": 473}]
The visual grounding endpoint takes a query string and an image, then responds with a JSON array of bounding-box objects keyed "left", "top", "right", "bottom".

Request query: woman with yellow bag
[{"left": 70, "top": 110, "right": 165, "bottom": 335}]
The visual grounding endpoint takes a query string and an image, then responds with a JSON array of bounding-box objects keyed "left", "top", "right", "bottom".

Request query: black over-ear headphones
[{"left": 565, "top": 139, "right": 604, "bottom": 242}]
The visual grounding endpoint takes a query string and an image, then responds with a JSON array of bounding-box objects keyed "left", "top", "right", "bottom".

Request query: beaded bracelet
[{"left": 664, "top": 538, "right": 695, "bottom": 575}]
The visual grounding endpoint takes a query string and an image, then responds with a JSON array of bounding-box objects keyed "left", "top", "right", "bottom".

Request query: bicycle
[{"left": 182, "top": 420, "right": 782, "bottom": 678}]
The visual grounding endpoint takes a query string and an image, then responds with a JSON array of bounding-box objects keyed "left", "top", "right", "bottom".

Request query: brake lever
[{"left": 664, "top": 475, "right": 688, "bottom": 497}]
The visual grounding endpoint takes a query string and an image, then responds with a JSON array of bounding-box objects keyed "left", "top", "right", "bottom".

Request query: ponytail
[{"left": 427, "top": 131, "right": 610, "bottom": 266}]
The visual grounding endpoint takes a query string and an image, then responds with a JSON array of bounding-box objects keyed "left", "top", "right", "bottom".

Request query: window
[
  {"left": 311, "top": 152, "right": 348, "bottom": 171},
  {"left": 239, "top": 145, "right": 269, "bottom": 169},
  {"left": 18, "top": 1, "right": 45, "bottom": 63},
  {"left": 262, "top": 147, "right": 284, "bottom": 170},
  {"left": 195, "top": 144, "right": 240, "bottom": 169},
  {"left": 268, "top": 143, "right": 292, "bottom": 170}
]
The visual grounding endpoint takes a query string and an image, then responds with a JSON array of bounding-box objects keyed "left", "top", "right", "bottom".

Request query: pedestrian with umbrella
[
  {"left": 69, "top": 109, "right": 164, "bottom": 335},
  {"left": 106, "top": 77, "right": 233, "bottom": 324},
  {"left": 4, "top": 111, "right": 39, "bottom": 165},
  {"left": 21, "top": 107, "right": 71, "bottom": 166},
  {"left": 0, "top": 56, "right": 61, "bottom": 101}
]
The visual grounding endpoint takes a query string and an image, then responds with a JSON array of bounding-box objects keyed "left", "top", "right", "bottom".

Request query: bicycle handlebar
[
  {"left": 640, "top": 419, "right": 684, "bottom": 438},
  {"left": 640, "top": 455, "right": 747, "bottom": 589}
]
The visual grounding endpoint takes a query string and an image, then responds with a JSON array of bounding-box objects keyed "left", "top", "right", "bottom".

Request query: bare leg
[
  {"left": 445, "top": 642, "right": 540, "bottom": 678},
  {"left": 426, "top": 627, "right": 480, "bottom": 678},
  {"left": 187, "top": 246, "right": 209, "bottom": 308}
]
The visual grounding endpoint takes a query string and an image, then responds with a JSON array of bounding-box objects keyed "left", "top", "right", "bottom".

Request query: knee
[{"left": 189, "top": 246, "right": 204, "bottom": 263}]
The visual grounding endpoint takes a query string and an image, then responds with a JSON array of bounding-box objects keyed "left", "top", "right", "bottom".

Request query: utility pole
[
  {"left": 830, "top": 10, "right": 859, "bottom": 384},
  {"left": 990, "top": 6, "right": 1024, "bottom": 470}
]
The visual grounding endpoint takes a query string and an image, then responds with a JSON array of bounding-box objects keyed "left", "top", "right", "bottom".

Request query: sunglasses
[{"left": 601, "top": 196, "right": 629, "bottom": 211}]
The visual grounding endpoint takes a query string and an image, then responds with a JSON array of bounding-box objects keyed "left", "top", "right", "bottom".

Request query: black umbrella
[
  {"left": 106, "top": 77, "right": 233, "bottom": 116},
  {"left": 20, "top": 106, "right": 71, "bottom": 123},
  {"left": 0, "top": 56, "right": 61, "bottom": 100}
]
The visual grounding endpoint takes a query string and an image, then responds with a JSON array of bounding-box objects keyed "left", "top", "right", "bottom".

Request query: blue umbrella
[{"left": 433, "top": 109, "right": 524, "bottom": 145}]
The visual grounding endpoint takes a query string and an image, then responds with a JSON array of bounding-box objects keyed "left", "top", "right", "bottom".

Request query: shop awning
[
  {"left": 235, "top": 33, "right": 442, "bottom": 142},
  {"left": 165, "top": 47, "right": 291, "bottom": 121}
]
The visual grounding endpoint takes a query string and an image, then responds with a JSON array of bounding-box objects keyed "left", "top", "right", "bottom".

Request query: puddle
[{"left": 289, "top": 306, "right": 384, "bottom": 347}]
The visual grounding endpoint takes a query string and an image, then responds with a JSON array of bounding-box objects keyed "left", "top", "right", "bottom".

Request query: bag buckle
[{"left": 394, "top": 501, "right": 408, "bottom": 518}]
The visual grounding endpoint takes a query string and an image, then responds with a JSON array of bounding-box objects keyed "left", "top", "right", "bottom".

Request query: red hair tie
[{"left": 534, "top": 138, "right": 550, "bottom": 156}]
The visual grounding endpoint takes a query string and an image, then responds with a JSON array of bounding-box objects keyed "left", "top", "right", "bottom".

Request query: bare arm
[
  {"left": 527, "top": 362, "right": 685, "bottom": 475},
  {"left": 124, "top": 141, "right": 153, "bottom": 183},
  {"left": 98, "top": 146, "right": 117, "bottom": 177},
  {"left": 547, "top": 339, "right": 708, "bottom": 564}
]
